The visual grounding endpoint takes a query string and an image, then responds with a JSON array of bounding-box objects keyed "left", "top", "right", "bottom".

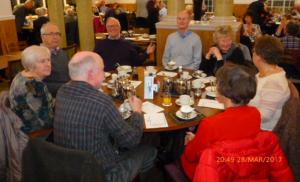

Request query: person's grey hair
[
  {"left": 21, "top": 45, "right": 50, "bottom": 71},
  {"left": 35, "top": 7, "right": 47, "bottom": 16},
  {"left": 40, "top": 22, "right": 58, "bottom": 35},
  {"left": 24, "top": 0, "right": 35, "bottom": 6},
  {"left": 213, "top": 25, "right": 234, "bottom": 44},
  {"left": 68, "top": 55, "right": 98, "bottom": 79},
  {"left": 106, "top": 17, "right": 121, "bottom": 27}
]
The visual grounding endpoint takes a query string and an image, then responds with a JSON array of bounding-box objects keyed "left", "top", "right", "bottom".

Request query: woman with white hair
[
  {"left": 9, "top": 45, "right": 54, "bottom": 134},
  {"left": 199, "top": 25, "right": 250, "bottom": 75}
]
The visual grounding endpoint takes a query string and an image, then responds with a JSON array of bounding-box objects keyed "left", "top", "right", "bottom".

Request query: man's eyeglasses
[
  {"left": 106, "top": 25, "right": 119, "bottom": 29},
  {"left": 42, "top": 32, "right": 61, "bottom": 36}
]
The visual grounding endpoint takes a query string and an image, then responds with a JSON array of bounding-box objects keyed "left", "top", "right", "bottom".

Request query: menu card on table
[
  {"left": 198, "top": 99, "right": 224, "bottom": 110},
  {"left": 142, "top": 101, "right": 164, "bottom": 113},
  {"left": 144, "top": 113, "right": 168, "bottom": 129},
  {"left": 142, "top": 101, "right": 168, "bottom": 129}
]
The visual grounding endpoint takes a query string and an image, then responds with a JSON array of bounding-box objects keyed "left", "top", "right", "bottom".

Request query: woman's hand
[
  {"left": 184, "top": 131, "right": 195, "bottom": 145},
  {"left": 206, "top": 47, "right": 222, "bottom": 60}
]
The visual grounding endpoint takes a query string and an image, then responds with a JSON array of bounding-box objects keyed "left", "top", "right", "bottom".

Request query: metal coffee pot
[
  {"left": 162, "top": 77, "right": 173, "bottom": 93},
  {"left": 175, "top": 78, "right": 187, "bottom": 95}
]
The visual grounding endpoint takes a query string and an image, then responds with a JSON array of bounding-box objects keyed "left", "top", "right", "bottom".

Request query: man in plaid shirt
[
  {"left": 54, "top": 51, "right": 156, "bottom": 182},
  {"left": 280, "top": 20, "right": 300, "bottom": 49}
]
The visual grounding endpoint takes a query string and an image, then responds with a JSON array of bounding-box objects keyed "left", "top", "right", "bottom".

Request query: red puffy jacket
[{"left": 193, "top": 131, "right": 294, "bottom": 182}]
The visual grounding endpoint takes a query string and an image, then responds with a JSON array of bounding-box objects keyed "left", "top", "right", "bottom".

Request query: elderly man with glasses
[
  {"left": 94, "top": 17, "right": 155, "bottom": 71},
  {"left": 41, "top": 22, "right": 70, "bottom": 97}
]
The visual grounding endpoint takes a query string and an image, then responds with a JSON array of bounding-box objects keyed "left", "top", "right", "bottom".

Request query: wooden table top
[{"left": 102, "top": 66, "right": 222, "bottom": 132}]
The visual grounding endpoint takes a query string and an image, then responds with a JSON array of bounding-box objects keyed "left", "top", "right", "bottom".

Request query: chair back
[
  {"left": 0, "top": 91, "right": 28, "bottom": 182},
  {"left": 22, "top": 139, "right": 107, "bottom": 182},
  {"left": 273, "top": 81, "right": 300, "bottom": 181},
  {"left": 237, "top": 43, "right": 252, "bottom": 62}
]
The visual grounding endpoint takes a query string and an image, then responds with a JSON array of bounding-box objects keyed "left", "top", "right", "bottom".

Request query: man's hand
[
  {"left": 128, "top": 96, "right": 142, "bottom": 113},
  {"left": 146, "top": 42, "right": 156, "bottom": 55}
]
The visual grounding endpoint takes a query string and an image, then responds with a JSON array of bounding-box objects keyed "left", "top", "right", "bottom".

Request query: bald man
[
  {"left": 162, "top": 10, "right": 202, "bottom": 70},
  {"left": 54, "top": 51, "right": 156, "bottom": 182},
  {"left": 94, "top": 17, "right": 155, "bottom": 71}
]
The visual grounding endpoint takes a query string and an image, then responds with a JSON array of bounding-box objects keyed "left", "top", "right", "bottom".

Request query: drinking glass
[{"left": 162, "top": 92, "right": 172, "bottom": 106}]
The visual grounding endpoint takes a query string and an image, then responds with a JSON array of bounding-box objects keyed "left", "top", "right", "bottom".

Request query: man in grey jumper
[
  {"left": 41, "top": 22, "right": 70, "bottom": 97},
  {"left": 162, "top": 10, "right": 202, "bottom": 70}
]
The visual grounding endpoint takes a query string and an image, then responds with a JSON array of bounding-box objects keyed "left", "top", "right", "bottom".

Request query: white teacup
[
  {"left": 181, "top": 71, "right": 189, "bottom": 79},
  {"left": 111, "top": 73, "right": 118, "bottom": 81},
  {"left": 180, "top": 105, "right": 194, "bottom": 118},
  {"left": 167, "top": 61, "right": 176, "bottom": 68},
  {"left": 192, "top": 79, "right": 202, "bottom": 89},
  {"left": 146, "top": 66, "right": 155, "bottom": 71},
  {"left": 179, "top": 95, "right": 191, "bottom": 105}
]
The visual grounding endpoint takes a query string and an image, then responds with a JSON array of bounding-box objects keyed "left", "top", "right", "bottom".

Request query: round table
[{"left": 102, "top": 66, "right": 222, "bottom": 132}]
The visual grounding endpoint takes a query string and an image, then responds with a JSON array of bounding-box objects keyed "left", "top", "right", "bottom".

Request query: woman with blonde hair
[{"left": 200, "top": 25, "right": 250, "bottom": 75}]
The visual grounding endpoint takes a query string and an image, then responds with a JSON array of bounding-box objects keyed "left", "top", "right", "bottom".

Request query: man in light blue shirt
[{"left": 162, "top": 10, "right": 202, "bottom": 70}]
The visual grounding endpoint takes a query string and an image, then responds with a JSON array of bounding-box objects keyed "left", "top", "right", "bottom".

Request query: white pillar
[{"left": 212, "top": 0, "right": 236, "bottom": 23}]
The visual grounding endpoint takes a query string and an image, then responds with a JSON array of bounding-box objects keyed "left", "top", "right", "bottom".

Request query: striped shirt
[{"left": 54, "top": 81, "right": 144, "bottom": 170}]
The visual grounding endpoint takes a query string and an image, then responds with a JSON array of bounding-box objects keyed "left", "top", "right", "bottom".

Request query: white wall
[{"left": 0, "top": 0, "right": 14, "bottom": 20}]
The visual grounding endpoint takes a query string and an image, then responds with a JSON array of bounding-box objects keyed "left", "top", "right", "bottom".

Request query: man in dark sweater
[
  {"left": 41, "top": 23, "right": 70, "bottom": 97},
  {"left": 94, "top": 17, "right": 155, "bottom": 71},
  {"left": 54, "top": 51, "right": 157, "bottom": 182},
  {"left": 13, "top": 0, "right": 35, "bottom": 40}
]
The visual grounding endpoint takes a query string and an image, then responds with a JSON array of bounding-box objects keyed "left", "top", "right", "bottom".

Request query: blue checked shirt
[
  {"left": 54, "top": 81, "right": 144, "bottom": 170},
  {"left": 280, "top": 35, "right": 300, "bottom": 49}
]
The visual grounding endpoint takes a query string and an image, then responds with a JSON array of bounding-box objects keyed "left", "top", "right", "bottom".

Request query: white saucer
[
  {"left": 165, "top": 66, "right": 178, "bottom": 71},
  {"left": 105, "top": 72, "right": 111, "bottom": 78},
  {"left": 107, "top": 84, "right": 114, "bottom": 89},
  {"left": 205, "top": 86, "right": 217, "bottom": 92},
  {"left": 175, "top": 99, "right": 194, "bottom": 106},
  {"left": 121, "top": 112, "right": 131, "bottom": 120},
  {"left": 117, "top": 66, "right": 132, "bottom": 73},
  {"left": 206, "top": 91, "right": 217, "bottom": 98},
  {"left": 181, "top": 75, "right": 192, "bottom": 80},
  {"left": 192, "top": 72, "right": 207, "bottom": 78},
  {"left": 175, "top": 110, "right": 198, "bottom": 120}
]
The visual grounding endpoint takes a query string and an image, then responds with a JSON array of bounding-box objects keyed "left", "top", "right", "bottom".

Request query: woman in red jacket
[{"left": 181, "top": 64, "right": 261, "bottom": 180}]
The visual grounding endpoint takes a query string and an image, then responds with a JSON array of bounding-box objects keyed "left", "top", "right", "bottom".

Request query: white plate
[
  {"left": 181, "top": 75, "right": 192, "bottom": 80},
  {"left": 175, "top": 99, "right": 194, "bottom": 106},
  {"left": 176, "top": 110, "right": 198, "bottom": 120},
  {"left": 107, "top": 84, "right": 114, "bottom": 89},
  {"left": 205, "top": 86, "right": 217, "bottom": 92},
  {"left": 206, "top": 91, "right": 217, "bottom": 98},
  {"left": 164, "top": 65, "right": 178, "bottom": 71},
  {"left": 192, "top": 72, "right": 207, "bottom": 78},
  {"left": 117, "top": 66, "right": 132, "bottom": 73},
  {"left": 121, "top": 112, "right": 131, "bottom": 120},
  {"left": 105, "top": 72, "right": 111, "bottom": 78},
  {"left": 205, "top": 86, "right": 217, "bottom": 97}
]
